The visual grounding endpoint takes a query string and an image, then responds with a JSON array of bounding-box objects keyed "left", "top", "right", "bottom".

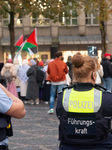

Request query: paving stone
[{"left": 9, "top": 103, "right": 59, "bottom": 150}]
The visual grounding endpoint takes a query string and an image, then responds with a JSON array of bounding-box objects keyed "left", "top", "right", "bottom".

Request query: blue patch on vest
[{"left": 67, "top": 116, "right": 96, "bottom": 137}]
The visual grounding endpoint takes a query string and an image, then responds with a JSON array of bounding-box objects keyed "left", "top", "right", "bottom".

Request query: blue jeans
[
  {"left": 59, "top": 144, "right": 111, "bottom": 150},
  {"left": 102, "top": 77, "right": 112, "bottom": 92},
  {"left": 49, "top": 84, "right": 65, "bottom": 109}
]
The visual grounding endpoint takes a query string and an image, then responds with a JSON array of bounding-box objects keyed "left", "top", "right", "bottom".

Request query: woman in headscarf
[
  {"left": 26, "top": 59, "right": 39, "bottom": 105},
  {"left": 1, "top": 59, "right": 18, "bottom": 97},
  {"left": 18, "top": 59, "right": 30, "bottom": 102}
]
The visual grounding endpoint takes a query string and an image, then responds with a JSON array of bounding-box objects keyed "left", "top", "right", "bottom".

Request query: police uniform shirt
[
  {"left": 56, "top": 82, "right": 112, "bottom": 148},
  {"left": 0, "top": 88, "right": 13, "bottom": 145}
]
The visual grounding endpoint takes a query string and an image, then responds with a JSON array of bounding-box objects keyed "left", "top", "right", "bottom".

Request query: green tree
[
  {"left": 39, "top": 0, "right": 82, "bottom": 23},
  {"left": 38, "top": 0, "right": 112, "bottom": 55},
  {"left": 0, "top": 0, "right": 41, "bottom": 59},
  {"left": 80, "top": 0, "right": 112, "bottom": 55}
]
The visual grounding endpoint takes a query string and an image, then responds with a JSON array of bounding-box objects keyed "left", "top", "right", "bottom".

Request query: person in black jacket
[
  {"left": 56, "top": 54, "right": 112, "bottom": 150},
  {"left": 26, "top": 59, "right": 39, "bottom": 105},
  {"left": 66, "top": 56, "right": 73, "bottom": 82},
  {"left": 101, "top": 53, "right": 112, "bottom": 92}
]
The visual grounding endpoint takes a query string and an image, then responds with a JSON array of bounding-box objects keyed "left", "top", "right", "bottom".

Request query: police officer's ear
[{"left": 91, "top": 72, "right": 96, "bottom": 81}]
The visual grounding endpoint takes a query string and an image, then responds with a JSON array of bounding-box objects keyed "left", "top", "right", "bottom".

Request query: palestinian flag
[
  {"left": 22, "top": 28, "right": 38, "bottom": 50},
  {"left": 15, "top": 35, "right": 23, "bottom": 49},
  {"left": 23, "top": 47, "right": 37, "bottom": 55},
  {"left": 14, "top": 28, "right": 38, "bottom": 57}
]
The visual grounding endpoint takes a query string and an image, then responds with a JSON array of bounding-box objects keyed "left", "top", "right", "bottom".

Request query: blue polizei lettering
[
  {"left": 73, "top": 101, "right": 77, "bottom": 108},
  {"left": 78, "top": 101, "right": 81, "bottom": 108},
  {"left": 84, "top": 101, "right": 87, "bottom": 108}
]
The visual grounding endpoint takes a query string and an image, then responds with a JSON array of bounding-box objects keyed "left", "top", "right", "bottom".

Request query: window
[
  {"left": 15, "top": 12, "right": 23, "bottom": 26},
  {"left": 2, "top": 12, "right": 23, "bottom": 27},
  {"left": 59, "top": 10, "right": 78, "bottom": 26},
  {"left": 86, "top": 13, "right": 98, "bottom": 25},
  {"left": 2, "top": 13, "right": 10, "bottom": 26},
  {"left": 2, "top": 1, "right": 10, "bottom": 26},
  {"left": 2, "top": 1, "right": 23, "bottom": 27},
  {"left": 30, "top": 13, "right": 50, "bottom": 26}
]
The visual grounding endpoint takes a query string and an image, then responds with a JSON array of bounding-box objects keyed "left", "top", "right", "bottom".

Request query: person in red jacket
[{"left": 47, "top": 51, "right": 68, "bottom": 114}]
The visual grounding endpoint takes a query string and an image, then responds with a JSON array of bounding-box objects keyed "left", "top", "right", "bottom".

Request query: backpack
[
  {"left": 4, "top": 68, "right": 12, "bottom": 79},
  {"left": 3, "top": 68, "right": 12, "bottom": 83},
  {"left": 36, "top": 68, "right": 45, "bottom": 83}
]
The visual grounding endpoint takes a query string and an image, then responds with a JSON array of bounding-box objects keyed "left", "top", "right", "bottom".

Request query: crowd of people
[
  {"left": 0, "top": 52, "right": 72, "bottom": 109},
  {"left": 0, "top": 52, "right": 112, "bottom": 112},
  {"left": 1, "top": 51, "right": 112, "bottom": 149}
]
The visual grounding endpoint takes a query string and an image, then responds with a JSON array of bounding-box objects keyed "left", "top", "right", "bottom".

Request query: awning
[
  {"left": 1, "top": 35, "right": 109, "bottom": 46},
  {"left": 59, "top": 35, "right": 109, "bottom": 45},
  {"left": 37, "top": 36, "right": 52, "bottom": 45},
  {"left": 1, "top": 36, "right": 52, "bottom": 46}
]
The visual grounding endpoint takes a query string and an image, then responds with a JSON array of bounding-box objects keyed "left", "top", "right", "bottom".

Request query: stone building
[{"left": 0, "top": 11, "right": 112, "bottom": 63}]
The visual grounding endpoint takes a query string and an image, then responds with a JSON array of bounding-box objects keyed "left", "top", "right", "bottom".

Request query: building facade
[{"left": 0, "top": 11, "right": 112, "bottom": 63}]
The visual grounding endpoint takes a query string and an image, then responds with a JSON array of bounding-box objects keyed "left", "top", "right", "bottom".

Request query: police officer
[
  {"left": 56, "top": 54, "right": 112, "bottom": 150},
  {"left": 0, "top": 83, "right": 26, "bottom": 150}
]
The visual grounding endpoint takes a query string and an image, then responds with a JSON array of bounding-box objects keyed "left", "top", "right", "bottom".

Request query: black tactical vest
[
  {"left": 0, "top": 113, "right": 8, "bottom": 142},
  {"left": 59, "top": 94, "right": 110, "bottom": 145}
]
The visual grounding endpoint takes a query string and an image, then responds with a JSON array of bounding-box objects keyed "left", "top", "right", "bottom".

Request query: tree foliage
[
  {"left": 80, "top": 0, "right": 112, "bottom": 55},
  {"left": 0, "top": 0, "right": 41, "bottom": 16},
  {"left": 0, "top": 0, "right": 41, "bottom": 59},
  {"left": 31, "top": 0, "right": 112, "bottom": 55},
  {"left": 38, "top": 0, "right": 82, "bottom": 23},
  {"left": 81, "top": 0, "right": 112, "bottom": 22}
]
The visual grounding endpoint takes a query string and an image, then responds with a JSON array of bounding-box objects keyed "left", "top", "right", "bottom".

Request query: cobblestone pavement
[{"left": 9, "top": 103, "right": 60, "bottom": 150}]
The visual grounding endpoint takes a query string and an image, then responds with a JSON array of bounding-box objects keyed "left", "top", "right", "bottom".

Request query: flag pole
[
  {"left": 14, "top": 41, "right": 26, "bottom": 61},
  {"left": 35, "top": 28, "right": 38, "bottom": 55}
]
